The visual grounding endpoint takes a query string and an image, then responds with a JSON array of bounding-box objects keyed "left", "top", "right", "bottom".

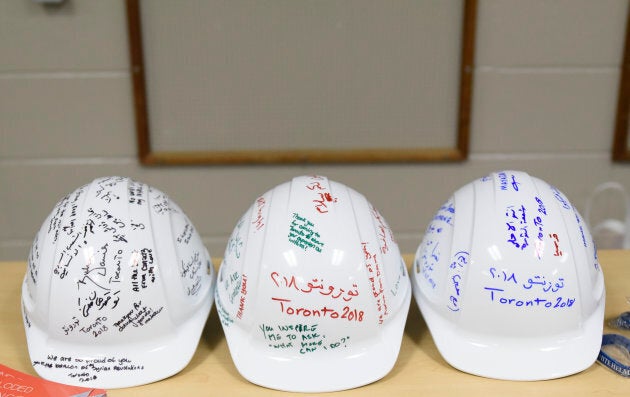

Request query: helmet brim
[
  {"left": 416, "top": 293, "right": 605, "bottom": 380},
  {"left": 22, "top": 287, "right": 213, "bottom": 389},
  {"left": 223, "top": 288, "right": 411, "bottom": 392}
]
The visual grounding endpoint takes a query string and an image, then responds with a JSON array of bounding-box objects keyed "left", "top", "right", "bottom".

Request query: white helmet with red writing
[
  {"left": 21, "top": 176, "right": 216, "bottom": 388},
  {"left": 412, "top": 170, "right": 605, "bottom": 380},
  {"left": 216, "top": 175, "right": 411, "bottom": 392}
]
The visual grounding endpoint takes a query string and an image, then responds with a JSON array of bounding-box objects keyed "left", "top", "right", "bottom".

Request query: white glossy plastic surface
[
  {"left": 22, "top": 176, "right": 216, "bottom": 388},
  {"left": 215, "top": 175, "right": 411, "bottom": 392},
  {"left": 412, "top": 170, "right": 605, "bottom": 380}
]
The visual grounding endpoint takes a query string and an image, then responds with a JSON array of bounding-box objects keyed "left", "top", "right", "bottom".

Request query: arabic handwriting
[{"left": 270, "top": 271, "right": 360, "bottom": 302}]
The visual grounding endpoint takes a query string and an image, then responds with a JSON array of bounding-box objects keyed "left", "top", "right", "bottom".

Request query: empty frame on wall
[{"left": 126, "top": 0, "right": 477, "bottom": 165}]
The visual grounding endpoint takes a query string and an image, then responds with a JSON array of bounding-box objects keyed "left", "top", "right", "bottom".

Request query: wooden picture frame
[{"left": 126, "top": 0, "right": 477, "bottom": 165}]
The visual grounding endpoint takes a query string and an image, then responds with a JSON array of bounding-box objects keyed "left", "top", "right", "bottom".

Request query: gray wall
[{"left": 2, "top": 0, "right": 630, "bottom": 260}]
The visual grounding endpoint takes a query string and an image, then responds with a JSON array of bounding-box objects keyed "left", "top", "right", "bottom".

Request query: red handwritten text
[
  {"left": 549, "top": 233, "right": 564, "bottom": 257},
  {"left": 362, "top": 242, "right": 389, "bottom": 324},
  {"left": 252, "top": 197, "right": 266, "bottom": 232},
  {"left": 371, "top": 205, "right": 395, "bottom": 254},
  {"left": 236, "top": 274, "right": 248, "bottom": 319},
  {"left": 271, "top": 298, "right": 364, "bottom": 322},
  {"left": 305, "top": 176, "right": 337, "bottom": 214},
  {"left": 270, "top": 271, "right": 359, "bottom": 302}
]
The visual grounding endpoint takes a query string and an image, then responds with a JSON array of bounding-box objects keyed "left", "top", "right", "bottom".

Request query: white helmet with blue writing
[
  {"left": 215, "top": 175, "right": 411, "bottom": 392},
  {"left": 21, "top": 176, "right": 216, "bottom": 388},
  {"left": 412, "top": 170, "right": 605, "bottom": 380}
]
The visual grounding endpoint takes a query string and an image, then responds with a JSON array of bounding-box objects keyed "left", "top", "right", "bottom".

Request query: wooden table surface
[{"left": 2, "top": 252, "right": 629, "bottom": 396}]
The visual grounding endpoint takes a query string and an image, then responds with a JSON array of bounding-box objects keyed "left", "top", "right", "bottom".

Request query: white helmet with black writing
[
  {"left": 22, "top": 176, "right": 216, "bottom": 388},
  {"left": 215, "top": 175, "right": 411, "bottom": 392},
  {"left": 412, "top": 170, "right": 605, "bottom": 380}
]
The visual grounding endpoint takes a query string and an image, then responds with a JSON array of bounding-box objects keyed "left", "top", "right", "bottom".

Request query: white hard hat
[
  {"left": 412, "top": 170, "right": 605, "bottom": 380},
  {"left": 216, "top": 175, "right": 411, "bottom": 392},
  {"left": 22, "top": 176, "right": 216, "bottom": 388}
]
